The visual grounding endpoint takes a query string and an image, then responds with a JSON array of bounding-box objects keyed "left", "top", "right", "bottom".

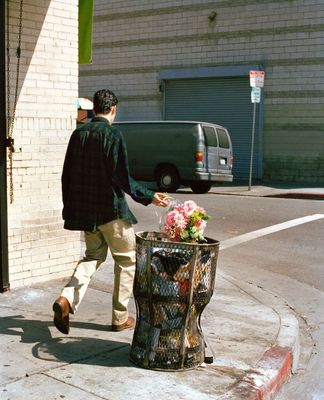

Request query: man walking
[{"left": 53, "top": 89, "right": 168, "bottom": 334}]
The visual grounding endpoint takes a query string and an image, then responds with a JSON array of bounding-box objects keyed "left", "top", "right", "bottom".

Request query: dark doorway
[{"left": 0, "top": 0, "right": 9, "bottom": 292}]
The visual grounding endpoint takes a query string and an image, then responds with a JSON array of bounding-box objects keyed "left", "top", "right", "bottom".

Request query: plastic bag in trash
[{"left": 156, "top": 197, "right": 180, "bottom": 232}]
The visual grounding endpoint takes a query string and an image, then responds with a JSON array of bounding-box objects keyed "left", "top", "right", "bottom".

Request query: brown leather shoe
[
  {"left": 112, "top": 316, "right": 135, "bottom": 332},
  {"left": 53, "top": 296, "right": 70, "bottom": 334}
]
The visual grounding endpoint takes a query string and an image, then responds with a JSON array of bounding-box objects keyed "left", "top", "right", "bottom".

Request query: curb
[
  {"left": 264, "top": 192, "right": 324, "bottom": 200},
  {"left": 217, "top": 273, "right": 300, "bottom": 400},
  {"left": 222, "top": 346, "right": 292, "bottom": 400},
  {"left": 209, "top": 188, "right": 324, "bottom": 201}
]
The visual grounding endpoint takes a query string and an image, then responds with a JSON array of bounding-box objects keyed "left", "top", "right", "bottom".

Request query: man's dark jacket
[{"left": 62, "top": 117, "right": 154, "bottom": 231}]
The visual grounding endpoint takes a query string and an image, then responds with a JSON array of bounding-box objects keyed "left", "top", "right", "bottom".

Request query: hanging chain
[{"left": 6, "top": 0, "right": 23, "bottom": 204}]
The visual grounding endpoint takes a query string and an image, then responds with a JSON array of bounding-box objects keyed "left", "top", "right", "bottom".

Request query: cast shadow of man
[{"left": 0, "top": 314, "right": 133, "bottom": 368}]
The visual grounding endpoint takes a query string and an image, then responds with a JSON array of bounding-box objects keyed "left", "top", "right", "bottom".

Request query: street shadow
[
  {"left": 0, "top": 314, "right": 53, "bottom": 343},
  {"left": 0, "top": 314, "right": 134, "bottom": 368},
  {"left": 32, "top": 336, "right": 133, "bottom": 368}
]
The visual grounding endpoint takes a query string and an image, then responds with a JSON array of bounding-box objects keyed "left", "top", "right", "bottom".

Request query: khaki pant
[{"left": 61, "top": 219, "right": 136, "bottom": 325}]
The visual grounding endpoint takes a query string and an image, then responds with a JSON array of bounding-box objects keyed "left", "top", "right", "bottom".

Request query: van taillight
[
  {"left": 230, "top": 156, "right": 234, "bottom": 169},
  {"left": 196, "top": 151, "right": 203, "bottom": 162}
]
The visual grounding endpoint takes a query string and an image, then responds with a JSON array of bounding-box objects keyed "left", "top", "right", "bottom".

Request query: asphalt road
[{"left": 129, "top": 190, "right": 324, "bottom": 400}]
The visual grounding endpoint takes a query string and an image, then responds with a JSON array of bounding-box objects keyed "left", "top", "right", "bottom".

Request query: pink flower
[
  {"left": 195, "top": 219, "right": 207, "bottom": 231},
  {"left": 165, "top": 210, "right": 187, "bottom": 230},
  {"left": 183, "top": 200, "right": 198, "bottom": 215}
]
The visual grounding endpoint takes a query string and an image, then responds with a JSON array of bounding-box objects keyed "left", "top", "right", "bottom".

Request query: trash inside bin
[{"left": 130, "top": 232, "right": 219, "bottom": 371}]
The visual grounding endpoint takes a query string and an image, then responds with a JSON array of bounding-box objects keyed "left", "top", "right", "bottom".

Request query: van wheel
[
  {"left": 156, "top": 166, "right": 180, "bottom": 192},
  {"left": 189, "top": 182, "right": 212, "bottom": 194}
]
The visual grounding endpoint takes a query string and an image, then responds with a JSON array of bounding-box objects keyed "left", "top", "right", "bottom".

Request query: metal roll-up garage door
[{"left": 163, "top": 76, "right": 261, "bottom": 179}]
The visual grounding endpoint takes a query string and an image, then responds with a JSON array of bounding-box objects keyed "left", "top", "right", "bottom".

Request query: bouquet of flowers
[{"left": 163, "top": 200, "right": 210, "bottom": 243}]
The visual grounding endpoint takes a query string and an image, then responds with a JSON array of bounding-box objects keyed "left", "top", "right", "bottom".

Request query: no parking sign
[{"left": 249, "top": 70, "right": 265, "bottom": 88}]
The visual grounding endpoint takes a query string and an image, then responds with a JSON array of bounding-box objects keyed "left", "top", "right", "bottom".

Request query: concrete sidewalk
[{"left": 0, "top": 258, "right": 300, "bottom": 400}]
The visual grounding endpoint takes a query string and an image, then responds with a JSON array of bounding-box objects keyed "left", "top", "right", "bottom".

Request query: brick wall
[
  {"left": 7, "top": 0, "right": 80, "bottom": 288},
  {"left": 80, "top": 0, "right": 324, "bottom": 183}
]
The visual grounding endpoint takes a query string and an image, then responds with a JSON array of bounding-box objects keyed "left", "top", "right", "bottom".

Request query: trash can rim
[{"left": 135, "top": 231, "right": 219, "bottom": 248}]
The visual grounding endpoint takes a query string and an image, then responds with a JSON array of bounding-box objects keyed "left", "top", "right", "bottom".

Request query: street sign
[
  {"left": 248, "top": 70, "right": 265, "bottom": 190},
  {"left": 249, "top": 70, "right": 265, "bottom": 88},
  {"left": 251, "top": 87, "right": 261, "bottom": 103}
]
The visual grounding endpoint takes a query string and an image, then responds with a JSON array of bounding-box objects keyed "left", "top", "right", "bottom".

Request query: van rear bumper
[{"left": 191, "top": 172, "right": 233, "bottom": 182}]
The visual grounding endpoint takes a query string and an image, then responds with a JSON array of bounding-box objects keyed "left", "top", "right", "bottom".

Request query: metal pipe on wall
[{"left": 0, "top": 0, "right": 10, "bottom": 292}]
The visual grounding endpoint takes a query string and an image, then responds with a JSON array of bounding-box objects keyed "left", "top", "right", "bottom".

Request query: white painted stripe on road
[{"left": 220, "top": 214, "right": 324, "bottom": 250}]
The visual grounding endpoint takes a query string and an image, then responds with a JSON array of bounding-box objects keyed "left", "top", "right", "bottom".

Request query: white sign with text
[{"left": 249, "top": 70, "right": 265, "bottom": 88}]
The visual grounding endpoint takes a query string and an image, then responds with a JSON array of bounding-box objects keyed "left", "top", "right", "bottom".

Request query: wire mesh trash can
[{"left": 130, "top": 232, "right": 219, "bottom": 370}]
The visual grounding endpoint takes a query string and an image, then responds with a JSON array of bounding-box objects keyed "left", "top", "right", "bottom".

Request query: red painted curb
[{"left": 225, "top": 346, "right": 292, "bottom": 400}]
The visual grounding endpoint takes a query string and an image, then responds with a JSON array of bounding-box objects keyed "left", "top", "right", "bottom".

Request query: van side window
[
  {"left": 217, "top": 128, "right": 230, "bottom": 149},
  {"left": 203, "top": 127, "right": 218, "bottom": 147}
]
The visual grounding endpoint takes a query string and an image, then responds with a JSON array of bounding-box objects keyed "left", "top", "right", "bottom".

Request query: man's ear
[{"left": 108, "top": 105, "right": 117, "bottom": 124}]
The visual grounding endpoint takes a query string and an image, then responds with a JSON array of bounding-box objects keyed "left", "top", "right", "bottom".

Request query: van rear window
[
  {"left": 217, "top": 129, "right": 230, "bottom": 149},
  {"left": 203, "top": 127, "right": 218, "bottom": 147}
]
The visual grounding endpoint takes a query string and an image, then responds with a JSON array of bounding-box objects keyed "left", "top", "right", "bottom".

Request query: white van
[{"left": 114, "top": 121, "right": 233, "bottom": 193}]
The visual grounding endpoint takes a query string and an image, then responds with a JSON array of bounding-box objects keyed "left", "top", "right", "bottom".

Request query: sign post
[{"left": 248, "top": 70, "right": 265, "bottom": 190}]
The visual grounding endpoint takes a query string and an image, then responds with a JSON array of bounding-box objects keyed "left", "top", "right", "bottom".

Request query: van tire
[
  {"left": 189, "top": 182, "right": 212, "bottom": 194},
  {"left": 156, "top": 166, "right": 180, "bottom": 192}
]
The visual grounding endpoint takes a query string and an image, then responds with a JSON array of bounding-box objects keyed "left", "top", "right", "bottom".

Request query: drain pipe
[{"left": 0, "top": 1, "right": 9, "bottom": 292}]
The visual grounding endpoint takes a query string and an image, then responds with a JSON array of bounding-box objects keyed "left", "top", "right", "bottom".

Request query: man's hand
[{"left": 152, "top": 192, "right": 169, "bottom": 207}]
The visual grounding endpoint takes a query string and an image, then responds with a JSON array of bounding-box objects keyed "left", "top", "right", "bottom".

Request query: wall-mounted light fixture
[{"left": 208, "top": 11, "right": 217, "bottom": 22}]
